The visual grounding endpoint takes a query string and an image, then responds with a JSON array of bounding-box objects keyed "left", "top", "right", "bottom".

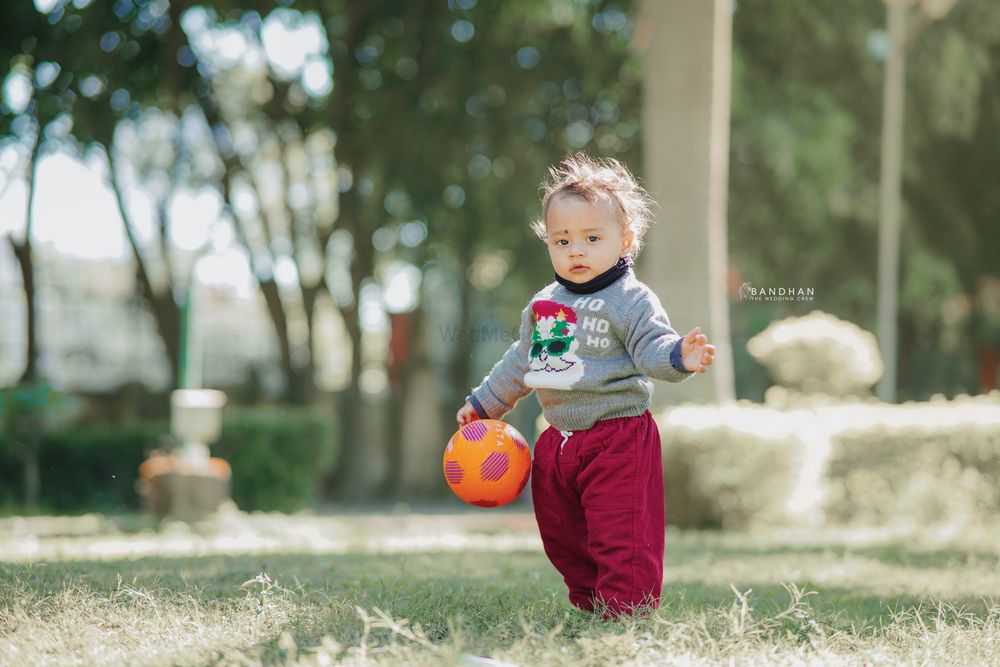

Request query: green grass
[{"left": 1, "top": 512, "right": 998, "bottom": 665}]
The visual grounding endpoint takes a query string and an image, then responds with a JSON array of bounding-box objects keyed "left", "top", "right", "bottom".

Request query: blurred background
[{"left": 1, "top": 0, "right": 998, "bottom": 525}]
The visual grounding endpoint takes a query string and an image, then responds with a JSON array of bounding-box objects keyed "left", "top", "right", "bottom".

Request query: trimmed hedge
[
  {"left": 821, "top": 395, "right": 1000, "bottom": 526},
  {"left": 213, "top": 407, "right": 336, "bottom": 513},
  {"left": 658, "top": 402, "right": 811, "bottom": 529},
  {"left": 39, "top": 422, "right": 158, "bottom": 511},
  {"left": 657, "top": 392, "right": 1000, "bottom": 529},
  {"left": 0, "top": 406, "right": 337, "bottom": 513}
]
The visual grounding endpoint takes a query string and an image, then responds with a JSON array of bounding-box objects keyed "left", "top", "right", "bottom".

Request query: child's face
[{"left": 545, "top": 193, "right": 634, "bottom": 284}]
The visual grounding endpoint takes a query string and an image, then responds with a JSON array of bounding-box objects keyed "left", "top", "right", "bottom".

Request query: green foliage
[
  {"left": 38, "top": 422, "right": 159, "bottom": 511},
  {"left": 3, "top": 0, "right": 996, "bottom": 410},
  {"left": 0, "top": 408, "right": 336, "bottom": 513},
  {"left": 0, "top": 382, "right": 63, "bottom": 508},
  {"left": 0, "top": 382, "right": 55, "bottom": 451},
  {"left": 730, "top": 0, "right": 884, "bottom": 330},
  {"left": 730, "top": 0, "right": 1000, "bottom": 396},
  {"left": 0, "top": 453, "right": 21, "bottom": 508},
  {"left": 213, "top": 407, "right": 337, "bottom": 513}
]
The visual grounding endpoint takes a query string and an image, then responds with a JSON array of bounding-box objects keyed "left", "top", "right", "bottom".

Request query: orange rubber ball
[{"left": 443, "top": 419, "right": 532, "bottom": 507}]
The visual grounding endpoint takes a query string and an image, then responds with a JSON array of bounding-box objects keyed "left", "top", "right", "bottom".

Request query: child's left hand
[{"left": 680, "top": 326, "right": 716, "bottom": 373}]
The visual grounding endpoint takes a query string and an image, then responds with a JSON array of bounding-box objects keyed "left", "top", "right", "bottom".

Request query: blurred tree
[
  {"left": 2, "top": 0, "right": 644, "bottom": 499},
  {"left": 2, "top": 123, "right": 42, "bottom": 384},
  {"left": 10, "top": 0, "right": 996, "bottom": 480},
  {"left": 0, "top": 0, "right": 196, "bottom": 386},
  {"left": 0, "top": 383, "right": 50, "bottom": 507},
  {"left": 720, "top": 1, "right": 878, "bottom": 399},
  {"left": 320, "top": 0, "right": 645, "bottom": 497},
  {"left": 728, "top": 0, "right": 999, "bottom": 399},
  {"left": 0, "top": 5, "right": 62, "bottom": 384},
  {"left": 213, "top": 0, "right": 643, "bottom": 497},
  {"left": 904, "top": 0, "right": 1000, "bottom": 392},
  {"left": 1, "top": 0, "right": 320, "bottom": 396},
  {"left": 729, "top": 0, "right": 884, "bottom": 327}
]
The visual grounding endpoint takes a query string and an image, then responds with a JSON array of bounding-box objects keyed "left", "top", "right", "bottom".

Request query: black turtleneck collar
[{"left": 555, "top": 255, "right": 633, "bottom": 294}]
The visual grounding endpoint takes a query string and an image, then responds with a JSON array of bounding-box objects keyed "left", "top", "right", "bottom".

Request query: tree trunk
[
  {"left": 321, "top": 4, "right": 381, "bottom": 497},
  {"left": 382, "top": 307, "right": 425, "bottom": 498},
  {"left": 257, "top": 275, "right": 304, "bottom": 402},
  {"left": 638, "top": 0, "right": 736, "bottom": 406},
  {"left": 326, "top": 179, "right": 380, "bottom": 500},
  {"left": 107, "top": 149, "right": 182, "bottom": 386},
  {"left": 444, "top": 251, "right": 475, "bottom": 429},
  {"left": 329, "top": 295, "right": 367, "bottom": 499},
  {"left": 294, "top": 281, "right": 324, "bottom": 405},
  {"left": 7, "top": 131, "right": 44, "bottom": 506},
  {"left": 978, "top": 346, "right": 999, "bottom": 393},
  {"left": 11, "top": 129, "right": 43, "bottom": 383},
  {"left": 9, "top": 237, "right": 36, "bottom": 384},
  {"left": 22, "top": 436, "right": 40, "bottom": 509},
  {"left": 198, "top": 109, "right": 304, "bottom": 402}
]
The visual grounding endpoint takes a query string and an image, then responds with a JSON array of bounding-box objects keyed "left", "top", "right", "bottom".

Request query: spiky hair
[{"left": 530, "top": 152, "right": 656, "bottom": 259}]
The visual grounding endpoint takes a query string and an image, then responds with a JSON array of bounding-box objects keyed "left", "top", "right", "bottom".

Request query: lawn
[{"left": 1, "top": 509, "right": 997, "bottom": 666}]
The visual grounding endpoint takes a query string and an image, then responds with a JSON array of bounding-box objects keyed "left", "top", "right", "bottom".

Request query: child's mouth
[{"left": 570, "top": 265, "right": 588, "bottom": 273}]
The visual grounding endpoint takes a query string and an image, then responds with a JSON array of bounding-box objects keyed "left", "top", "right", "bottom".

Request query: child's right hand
[{"left": 456, "top": 401, "right": 480, "bottom": 426}]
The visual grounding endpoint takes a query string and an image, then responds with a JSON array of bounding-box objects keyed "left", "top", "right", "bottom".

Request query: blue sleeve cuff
[
  {"left": 468, "top": 395, "right": 489, "bottom": 420},
  {"left": 669, "top": 339, "right": 693, "bottom": 374}
]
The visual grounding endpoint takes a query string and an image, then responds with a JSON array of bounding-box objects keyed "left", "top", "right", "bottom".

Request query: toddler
[{"left": 456, "top": 152, "right": 715, "bottom": 619}]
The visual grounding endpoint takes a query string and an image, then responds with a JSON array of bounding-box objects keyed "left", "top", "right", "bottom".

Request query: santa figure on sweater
[{"left": 526, "top": 300, "right": 585, "bottom": 389}]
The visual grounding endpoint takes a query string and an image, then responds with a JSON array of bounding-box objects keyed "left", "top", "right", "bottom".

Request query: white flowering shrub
[{"left": 747, "top": 310, "right": 883, "bottom": 397}]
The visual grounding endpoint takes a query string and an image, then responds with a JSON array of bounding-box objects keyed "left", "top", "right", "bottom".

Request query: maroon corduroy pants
[{"left": 531, "top": 410, "right": 665, "bottom": 619}]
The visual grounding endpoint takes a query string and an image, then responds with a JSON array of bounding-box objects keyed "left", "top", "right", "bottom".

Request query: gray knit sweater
[{"left": 466, "top": 267, "right": 695, "bottom": 431}]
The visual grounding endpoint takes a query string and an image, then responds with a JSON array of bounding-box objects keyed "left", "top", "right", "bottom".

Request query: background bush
[
  {"left": 6, "top": 392, "right": 998, "bottom": 527},
  {"left": 821, "top": 395, "right": 1000, "bottom": 526},
  {"left": 213, "top": 406, "right": 337, "bottom": 513},
  {"left": 746, "top": 310, "right": 883, "bottom": 397},
  {"left": 0, "top": 406, "right": 337, "bottom": 513},
  {"left": 39, "top": 422, "right": 160, "bottom": 511},
  {"left": 657, "top": 392, "right": 1000, "bottom": 530},
  {"left": 659, "top": 402, "right": 813, "bottom": 529}
]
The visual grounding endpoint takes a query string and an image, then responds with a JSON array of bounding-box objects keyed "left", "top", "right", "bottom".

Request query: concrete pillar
[{"left": 636, "top": 0, "right": 736, "bottom": 407}]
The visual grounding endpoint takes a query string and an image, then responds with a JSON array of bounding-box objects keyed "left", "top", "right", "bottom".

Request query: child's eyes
[{"left": 554, "top": 236, "right": 601, "bottom": 246}]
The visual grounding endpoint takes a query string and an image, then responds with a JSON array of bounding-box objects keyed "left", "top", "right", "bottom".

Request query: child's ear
[{"left": 621, "top": 230, "right": 635, "bottom": 256}]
